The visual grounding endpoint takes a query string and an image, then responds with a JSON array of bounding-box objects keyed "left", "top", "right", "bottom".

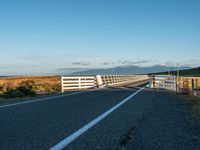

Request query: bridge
[{"left": 0, "top": 75, "right": 199, "bottom": 150}]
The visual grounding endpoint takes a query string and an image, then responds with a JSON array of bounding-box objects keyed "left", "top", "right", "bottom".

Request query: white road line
[
  {"left": 0, "top": 90, "right": 96, "bottom": 109},
  {"left": 50, "top": 85, "right": 147, "bottom": 150}
]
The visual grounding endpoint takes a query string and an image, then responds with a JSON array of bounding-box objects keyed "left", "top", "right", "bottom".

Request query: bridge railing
[
  {"left": 61, "top": 76, "right": 96, "bottom": 93},
  {"left": 101, "top": 75, "right": 149, "bottom": 86},
  {"left": 61, "top": 75, "right": 149, "bottom": 92}
]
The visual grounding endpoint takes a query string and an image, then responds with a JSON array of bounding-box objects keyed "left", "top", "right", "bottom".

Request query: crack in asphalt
[{"left": 116, "top": 108, "right": 150, "bottom": 150}]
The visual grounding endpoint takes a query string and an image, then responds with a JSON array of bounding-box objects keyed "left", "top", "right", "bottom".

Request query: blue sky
[{"left": 0, "top": 0, "right": 200, "bottom": 75}]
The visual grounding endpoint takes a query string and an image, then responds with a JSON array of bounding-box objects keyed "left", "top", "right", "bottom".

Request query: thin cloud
[
  {"left": 159, "top": 61, "right": 176, "bottom": 67},
  {"left": 71, "top": 61, "right": 90, "bottom": 66},
  {"left": 101, "top": 62, "right": 115, "bottom": 66},
  {"left": 122, "top": 60, "right": 149, "bottom": 65},
  {"left": 101, "top": 60, "right": 151, "bottom": 67},
  {"left": 56, "top": 68, "right": 88, "bottom": 71},
  {"left": 190, "top": 58, "right": 200, "bottom": 62}
]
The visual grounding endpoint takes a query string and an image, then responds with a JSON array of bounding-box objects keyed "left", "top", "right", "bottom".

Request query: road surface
[{"left": 0, "top": 83, "right": 200, "bottom": 150}]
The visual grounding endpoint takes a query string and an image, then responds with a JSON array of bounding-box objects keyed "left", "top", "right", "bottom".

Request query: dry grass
[
  {"left": 0, "top": 76, "right": 61, "bottom": 94},
  {"left": 179, "top": 94, "right": 200, "bottom": 125}
]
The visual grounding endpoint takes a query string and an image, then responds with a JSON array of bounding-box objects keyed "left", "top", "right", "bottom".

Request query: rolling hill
[
  {"left": 154, "top": 67, "right": 200, "bottom": 77},
  {"left": 71, "top": 65, "right": 191, "bottom": 75}
]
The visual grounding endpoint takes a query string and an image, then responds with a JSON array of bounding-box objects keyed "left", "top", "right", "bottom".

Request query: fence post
[
  {"left": 196, "top": 79, "right": 198, "bottom": 96},
  {"left": 152, "top": 75, "right": 155, "bottom": 88},
  {"left": 175, "top": 76, "right": 178, "bottom": 93},
  {"left": 96, "top": 75, "right": 103, "bottom": 88},
  {"left": 192, "top": 79, "right": 194, "bottom": 96},
  {"left": 176, "top": 76, "right": 178, "bottom": 93},
  {"left": 149, "top": 75, "right": 153, "bottom": 88},
  {"left": 61, "top": 76, "right": 64, "bottom": 93},
  {"left": 78, "top": 77, "right": 81, "bottom": 89}
]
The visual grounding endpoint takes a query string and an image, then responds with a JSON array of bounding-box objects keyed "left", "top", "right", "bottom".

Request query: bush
[
  {"left": 3, "top": 86, "right": 36, "bottom": 99},
  {"left": 20, "top": 80, "right": 36, "bottom": 89},
  {"left": 52, "top": 84, "right": 61, "bottom": 92},
  {"left": 0, "top": 86, "right": 3, "bottom": 92}
]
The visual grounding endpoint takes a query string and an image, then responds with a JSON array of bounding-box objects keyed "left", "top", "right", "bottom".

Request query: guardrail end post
[
  {"left": 96, "top": 75, "right": 103, "bottom": 88},
  {"left": 61, "top": 76, "right": 64, "bottom": 93}
]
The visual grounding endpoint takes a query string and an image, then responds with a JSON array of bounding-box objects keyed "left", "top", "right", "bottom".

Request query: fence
[
  {"left": 61, "top": 76, "right": 96, "bottom": 92},
  {"left": 151, "top": 75, "right": 200, "bottom": 96},
  {"left": 152, "top": 75, "right": 176, "bottom": 91},
  {"left": 61, "top": 75, "right": 149, "bottom": 92},
  {"left": 101, "top": 75, "right": 149, "bottom": 86},
  {"left": 178, "top": 77, "right": 200, "bottom": 96}
]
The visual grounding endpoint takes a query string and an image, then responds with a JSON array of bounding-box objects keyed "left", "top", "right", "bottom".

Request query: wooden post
[
  {"left": 192, "top": 79, "right": 194, "bottom": 96},
  {"left": 153, "top": 75, "right": 155, "bottom": 88},
  {"left": 196, "top": 79, "right": 198, "bottom": 96},
  {"left": 187, "top": 79, "right": 190, "bottom": 94},
  {"left": 176, "top": 76, "right": 178, "bottom": 94}
]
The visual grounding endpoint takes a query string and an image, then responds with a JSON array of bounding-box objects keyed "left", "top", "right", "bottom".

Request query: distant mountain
[{"left": 71, "top": 65, "right": 191, "bottom": 75}]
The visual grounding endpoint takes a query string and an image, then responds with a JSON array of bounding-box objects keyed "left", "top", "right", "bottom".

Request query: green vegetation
[
  {"left": 2, "top": 86, "right": 36, "bottom": 99},
  {"left": 153, "top": 67, "right": 200, "bottom": 77},
  {"left": 180, "top": 95, "right": 200, "bottom": 125},
  {"left": 180, "top": 67, "right": 200, "bottom": 77}
]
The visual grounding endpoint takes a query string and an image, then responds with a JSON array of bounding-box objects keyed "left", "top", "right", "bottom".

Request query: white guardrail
[
  {"left": 151, "top": 75, "right": 176, "bottom": 91},
  {"left": 61, "top": 75, "right": 149, "bottom": 92}
]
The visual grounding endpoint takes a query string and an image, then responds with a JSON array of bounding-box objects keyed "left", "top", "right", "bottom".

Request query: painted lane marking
[{"left": 50, "top": 85, "right": 147, "bottom": 150}]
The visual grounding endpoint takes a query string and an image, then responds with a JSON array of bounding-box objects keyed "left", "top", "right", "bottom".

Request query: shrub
[
  {"left": 20, "top": 80, "right": 36, "bottom": 89},
  {"left": 3, "top": 86, "right": 36, "bottom": 99},
  {"left": 0, "top": 85, "right": 3, "bottom": 92},
  {"left": 52, "top": 84, "right": 61, "bottom": 92},
  {"left": 17, "top": 86, "right": 36, "bottom": 96}
]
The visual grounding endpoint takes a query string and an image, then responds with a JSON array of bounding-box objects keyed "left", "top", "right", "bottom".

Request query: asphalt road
[{"left": 0, "top": 83, "right": 200, "bottom": 150}]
